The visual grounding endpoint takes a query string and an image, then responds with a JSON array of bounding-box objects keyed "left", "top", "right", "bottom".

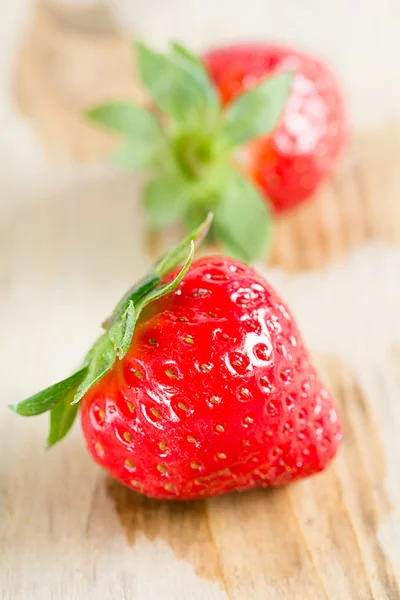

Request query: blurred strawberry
[{"left": 86, "top": 41, "right": 346, "bottom": 261}]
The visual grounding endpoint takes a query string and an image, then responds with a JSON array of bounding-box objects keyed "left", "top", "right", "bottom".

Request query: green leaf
[
  {"left": 155, "top": 212, "right": 212, "bottom": 277},
  {"left": 108, "top": 273, "right": 161, "bottom": 330},
  {"left": 9, "top": 369, "right": 87, "bottom": 416},
  {"left": 183, "top": 204, "right": 210, "bottom": 235},
  {"left": 170, "top": 42, "right": 219, "bottom": 117},
  {"left": 136, "top": 241, "right": 195, "bottom": 318},
  {"left": 170, "top": 42, "right": 206, "bottom": 70},
  {"left": 86, "top": 102, "right": 163, "bottom": 139},
  {"left": 47, "top": 389, "right": 80, "bottom": 448},
  {"left": 109, "top": 137, "right": 166, "bottom": 172},
  {"left": 109, "top": 300, "right": 136, "bottom": 359},
  {"left": 213, "top": 171, "right": 270, "bottom": 262},
  {"left": 143, "top": 174, "right": 189, "bottom": 230},
  {"left": 72, "top": 335, "right": 116, "bottom": 404},
  {"left": 220, "top": 72, "right": 293, "bottom": 148},
  {"left": 87, "top": 101, "right": 167, "bottom": 172},
  {"left": 136, "top": 42, "right": 212, "bottom": 125}
]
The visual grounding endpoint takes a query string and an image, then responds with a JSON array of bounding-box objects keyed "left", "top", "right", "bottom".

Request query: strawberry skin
[
  {"left": 204, "top": 44, "right": 348, "bottom": 213},
  {"left": 81, "top": 256, "right": 342, "bottom": 500}
]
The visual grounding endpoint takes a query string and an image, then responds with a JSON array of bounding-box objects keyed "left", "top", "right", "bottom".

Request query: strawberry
[
  {"left": 204, "top": 44, "right": 348, "bottom": 213},
  {"left": 86, "top": 41, "right": 347, "bottom": 262},
  {"left": 11, "top": 216, "right": 342, "bottom": 500}
]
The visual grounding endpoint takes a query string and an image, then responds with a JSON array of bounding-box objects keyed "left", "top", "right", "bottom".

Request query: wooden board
[
  {"left": 1, "top": 1, "right": 400, "bottom": 598},
  {"left": 1, "top": 167, "right": 400, "bottom": 600}
]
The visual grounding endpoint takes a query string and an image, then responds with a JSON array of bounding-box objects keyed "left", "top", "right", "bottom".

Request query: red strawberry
[
  {"left": 11, "top": 217, "right": 342, "bottom": 499},
  {"left": 204, "top": 44, "right": 348, "bottom": 213},
  {"left": 81, "top": 257, "right": 342, "bottom": 499}
]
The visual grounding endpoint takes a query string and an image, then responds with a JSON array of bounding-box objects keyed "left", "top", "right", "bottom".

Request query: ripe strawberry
[
  {"left": 204, "top": 44, "right": 348, "bottom": 213},
  {"left": 86, "top": 41, "right": 347, "bottom": 261},
  {"left": 11, "top": 216, "right": 342, "bottom": 500}
]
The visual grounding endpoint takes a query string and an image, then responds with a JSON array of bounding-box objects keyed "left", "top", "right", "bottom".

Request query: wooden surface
[
  {"left": 1, "top": 1, "right": 400, "bottom": 599},
  {"left": 1, "top": 172, "right": 400, "bottom": 600}
]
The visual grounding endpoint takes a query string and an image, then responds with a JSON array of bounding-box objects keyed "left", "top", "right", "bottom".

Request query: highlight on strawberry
[
  {"left": 86, "top": 41, "right": 347, "bottom": 263},
  {"left": 10, "top": 215, "right": 342, "bottom": 500}
]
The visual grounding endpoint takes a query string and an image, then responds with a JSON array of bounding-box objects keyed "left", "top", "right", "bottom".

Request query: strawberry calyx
[
  {"left": 9, "top": 214, "right": 213, "bottom": 447},
  {"left": 86, "top": 42, "right": 293, "bottom": 263}
]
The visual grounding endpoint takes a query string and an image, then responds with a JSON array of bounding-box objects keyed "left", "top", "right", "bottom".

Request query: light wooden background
[{"left": 1, "top": 1, "right": 400, "bottom": 599}]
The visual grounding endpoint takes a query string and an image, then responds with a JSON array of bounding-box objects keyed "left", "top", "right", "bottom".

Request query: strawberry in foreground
[
  {"left": 204, "top": 44, "right": 348, "bottom": 213},
  {"left": 86, "top": 41, "right": 346, "bottom": 263},
  {"left": 11, "top": 216, "right": 342, "bottom": 500}
]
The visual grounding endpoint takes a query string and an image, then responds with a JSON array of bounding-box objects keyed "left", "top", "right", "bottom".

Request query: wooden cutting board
[{"left": 1, "top": 2, "right": 400, "bottom": 598}]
